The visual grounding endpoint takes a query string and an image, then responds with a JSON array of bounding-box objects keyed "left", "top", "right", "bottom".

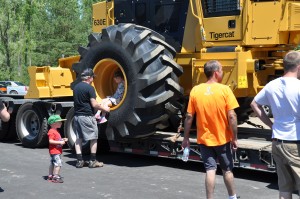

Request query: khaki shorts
[
  {"left": 272, "top": 140, "right": 300, "bottom": 192},
  {"left": 74, "top": 115, "right": 98, "bottom": 141}
]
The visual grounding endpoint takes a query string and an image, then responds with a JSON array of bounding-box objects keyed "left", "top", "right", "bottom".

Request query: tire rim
[
  {"left": 68, "top": 116, "right": 76, "bottom": 144},
  {"left": 20, "top": 109, "right": 40, "bottom": 139},
  {"left": 92, "top": 58, "right": 127, "bottom": 110}
]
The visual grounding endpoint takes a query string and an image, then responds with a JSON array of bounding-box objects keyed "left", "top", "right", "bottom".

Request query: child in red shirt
[{"left": 47, "top": 115, "right": 68, "bottom": 183}]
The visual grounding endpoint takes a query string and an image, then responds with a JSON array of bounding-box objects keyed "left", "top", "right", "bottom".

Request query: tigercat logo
[{"left": 209, "top": 31, "right": 235, "bottom": 40}]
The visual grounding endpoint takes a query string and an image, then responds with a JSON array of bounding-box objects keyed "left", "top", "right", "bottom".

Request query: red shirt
[{"left": 48, "top": 129, "right": 63, "bottom": 155}]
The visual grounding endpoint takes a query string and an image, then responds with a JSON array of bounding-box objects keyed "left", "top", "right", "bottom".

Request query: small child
[
  {"left": 47, "top": 115, "right": 68, "bottom": 183},
  {"left": 95, "top": 70, "right": 125, "bottom": 123}
]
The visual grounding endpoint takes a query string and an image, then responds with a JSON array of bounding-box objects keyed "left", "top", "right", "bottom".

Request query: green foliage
[{"left": 0, "top": 0, "right": 95, "bottom": 83}]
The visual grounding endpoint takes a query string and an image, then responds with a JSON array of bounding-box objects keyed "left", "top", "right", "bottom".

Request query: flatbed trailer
[
  {"left": 0, "top": 95, "right": 74, "bottom": 147},
  {"left": 0, "top": 95, "right": 275, "bottom": 173},
  {"left": 108, "top": 128, "right": 275, "bottom": 173}
]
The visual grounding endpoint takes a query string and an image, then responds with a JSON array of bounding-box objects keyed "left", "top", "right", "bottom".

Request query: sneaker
[
  {"left": 95, "top": 110, "right": 101, "bottom": 119},
  {"left": 76, "top": 160, "right": 84, "bottom": 168},
  {"left": 99, "top": 116, "right": 107, "bottom": 124},
  {"left": 96, "top": 118, "right": 102, "bottom": 124},
  {"left": 52, "top": 175, "right": 63, "bottom": 183},
  {"left": 84, "top": 160, "right": 90, "bottom": 167},
  {"left": 88, "top": 160, "right": 104, "bottom": 168},
  {"left": 47, "top": 175, "right": 53, "bottom": 181}
]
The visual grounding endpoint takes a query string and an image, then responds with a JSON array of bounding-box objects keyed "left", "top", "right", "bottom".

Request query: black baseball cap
[{"left": 81, "top": 68, "right": 95, "bottom": 78}]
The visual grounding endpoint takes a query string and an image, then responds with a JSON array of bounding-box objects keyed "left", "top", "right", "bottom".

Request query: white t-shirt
[{"left": 254, "top": 77, "right": 300, "bottom": 140}]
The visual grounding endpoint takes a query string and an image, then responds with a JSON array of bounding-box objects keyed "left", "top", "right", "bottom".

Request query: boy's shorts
[
  {"left": 199, "top": 142, "right": 233, "bottom": 171},
  {"left": 50, "top": 154, "right": 62, "bottom": 167},
  {"left": 74, "top": 115, "right": 98, "bottom": 141}
]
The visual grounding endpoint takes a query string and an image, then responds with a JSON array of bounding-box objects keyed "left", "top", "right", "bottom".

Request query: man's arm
[
  {"left": 90, "top": 98, "right": 110, "bottom": 112},
  {"left": 250, "top": 99, "right": 273, "bottom": 129},
  {"left": 228, "top": 109, "right": 238, "bottom": 151},
  {"left": 228, "top": 109, "right": 237, "bottom": 140},
  {"left": 0, "top": 102, "right": 10, "bottom": 122},
  {"left": 182, "top": 113, "right": 193, "bottom": 148}
]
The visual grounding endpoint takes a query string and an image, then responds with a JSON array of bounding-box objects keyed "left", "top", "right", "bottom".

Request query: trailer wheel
[
  {"left": 72, "top": 23, "right": 183, "bottom": 140},
  {"left": 16, "top": 102, "right": 48, "bottom": 148},
  {"left": 9, "top": 90, "right": 18, "bottom": 95},
  {"left": 64, "top": 107, "right": 90, "bottom": 154}
]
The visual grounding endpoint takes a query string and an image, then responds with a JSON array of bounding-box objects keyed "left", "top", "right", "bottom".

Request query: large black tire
[
  {"left": 72, "top": 24, "right": 183, "bottom": 140},
  {"left": 16, "top": 102, "right": 48, "bottom": 148},
  {"left": 64, "top": 107, "right": 90, "bottom": 153}
]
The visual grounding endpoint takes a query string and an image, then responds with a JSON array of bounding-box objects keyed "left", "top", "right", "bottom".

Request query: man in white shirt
[{"left": 251, "top": 51, "right": 300, "bottom": 199}]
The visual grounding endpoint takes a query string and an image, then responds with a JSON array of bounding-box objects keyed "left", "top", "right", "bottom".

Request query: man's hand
[
  {"left": 103, "top": 105, "right": 110, "bottom": 113},
  {"left": 0, "top": 102, "right": 10, "bottom": 122},
  {"left": 182, "top": 137, "right": 190, "bottom": 149},
  {"left": 231, "top": 139, "right": 238, "bottom": 152}
]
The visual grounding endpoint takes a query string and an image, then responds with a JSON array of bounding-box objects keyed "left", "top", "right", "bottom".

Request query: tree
[
  {"left": 0, "top": 0, "right": 26, "bottom": 80},
  {"left": 0, "top": 0, "right": 98, "bottom": 84}
]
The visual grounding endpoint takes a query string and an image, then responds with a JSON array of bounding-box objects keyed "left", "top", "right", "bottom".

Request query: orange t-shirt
[{"left": 187, "top": 83, "right": 239, "bottom": 146}]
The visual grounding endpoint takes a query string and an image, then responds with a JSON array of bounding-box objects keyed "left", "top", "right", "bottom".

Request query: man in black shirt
[{"left": 73, "top": 68, "right": 110, "bottom": 168}]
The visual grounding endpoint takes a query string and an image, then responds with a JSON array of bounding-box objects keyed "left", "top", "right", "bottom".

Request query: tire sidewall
[{"left": 64, "top": 107, "right": 91, "bottom": 154}]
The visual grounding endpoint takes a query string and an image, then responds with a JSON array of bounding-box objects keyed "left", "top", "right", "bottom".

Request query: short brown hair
[
  {"left": 114, "top": 70, "right": 124, "bottom": 79},
  {"left": 283, "top": 51, "right": 300, "bottom": 72}
]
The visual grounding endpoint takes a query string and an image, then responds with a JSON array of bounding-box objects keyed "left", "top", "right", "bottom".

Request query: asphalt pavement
[{"left": 0, "top": 141, "right": 298, "bottom": 199}]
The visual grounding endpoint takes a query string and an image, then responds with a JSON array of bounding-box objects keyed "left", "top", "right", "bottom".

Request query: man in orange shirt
[{"left": 182, "top": 60, "right": 239, "bottom": 199}]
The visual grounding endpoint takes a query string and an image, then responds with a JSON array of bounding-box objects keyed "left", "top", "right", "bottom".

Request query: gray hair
[
  {"left": 283, "top": 51, "right": 300, "bottom": 72},
  {"left": 204, "top": 60, "right": 220, "bottom": 79}
]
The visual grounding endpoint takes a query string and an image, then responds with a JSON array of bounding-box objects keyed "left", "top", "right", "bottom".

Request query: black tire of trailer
[
  {"left": 72, "top": 23, "right": 183, "bottom": 140},
  {"left": 16, "top": 102, "right": 49, "bottom": 148},
  {"left": 64, "top": 107, "right": 90, "bottom": 154}
]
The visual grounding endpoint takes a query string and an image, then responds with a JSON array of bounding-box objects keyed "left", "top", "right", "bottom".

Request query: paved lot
[{"left": 0, "top": 141, "right": 298, "bottom": 199}]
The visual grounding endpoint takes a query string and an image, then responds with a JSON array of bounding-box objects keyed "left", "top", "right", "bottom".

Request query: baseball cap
[
  {"left": 48, "top": 115, "right": 67, "bottom": 125},
  {"left": 81, "top": 68, "right": 95, "bottom": 78}
]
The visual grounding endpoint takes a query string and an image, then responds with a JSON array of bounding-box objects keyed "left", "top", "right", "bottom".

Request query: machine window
[
  {"left": 153, "top": 4, "right": 180, "bottom": 33},
  {"left": 202, "top": 0, "right": 240, "bottom": 17}
]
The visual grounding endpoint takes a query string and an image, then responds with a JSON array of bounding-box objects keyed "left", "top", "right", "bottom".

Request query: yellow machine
[{"left": 25, "top": 0, "right": 300, "bottom": 140}]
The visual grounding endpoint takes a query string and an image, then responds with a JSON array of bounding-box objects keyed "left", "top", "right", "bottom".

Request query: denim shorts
[
  {"left": 50, "top": 154, "right": 62, "bottom": 167},
  {"left": 199, "top": 142, "right": 233, "bottom": 171}
]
